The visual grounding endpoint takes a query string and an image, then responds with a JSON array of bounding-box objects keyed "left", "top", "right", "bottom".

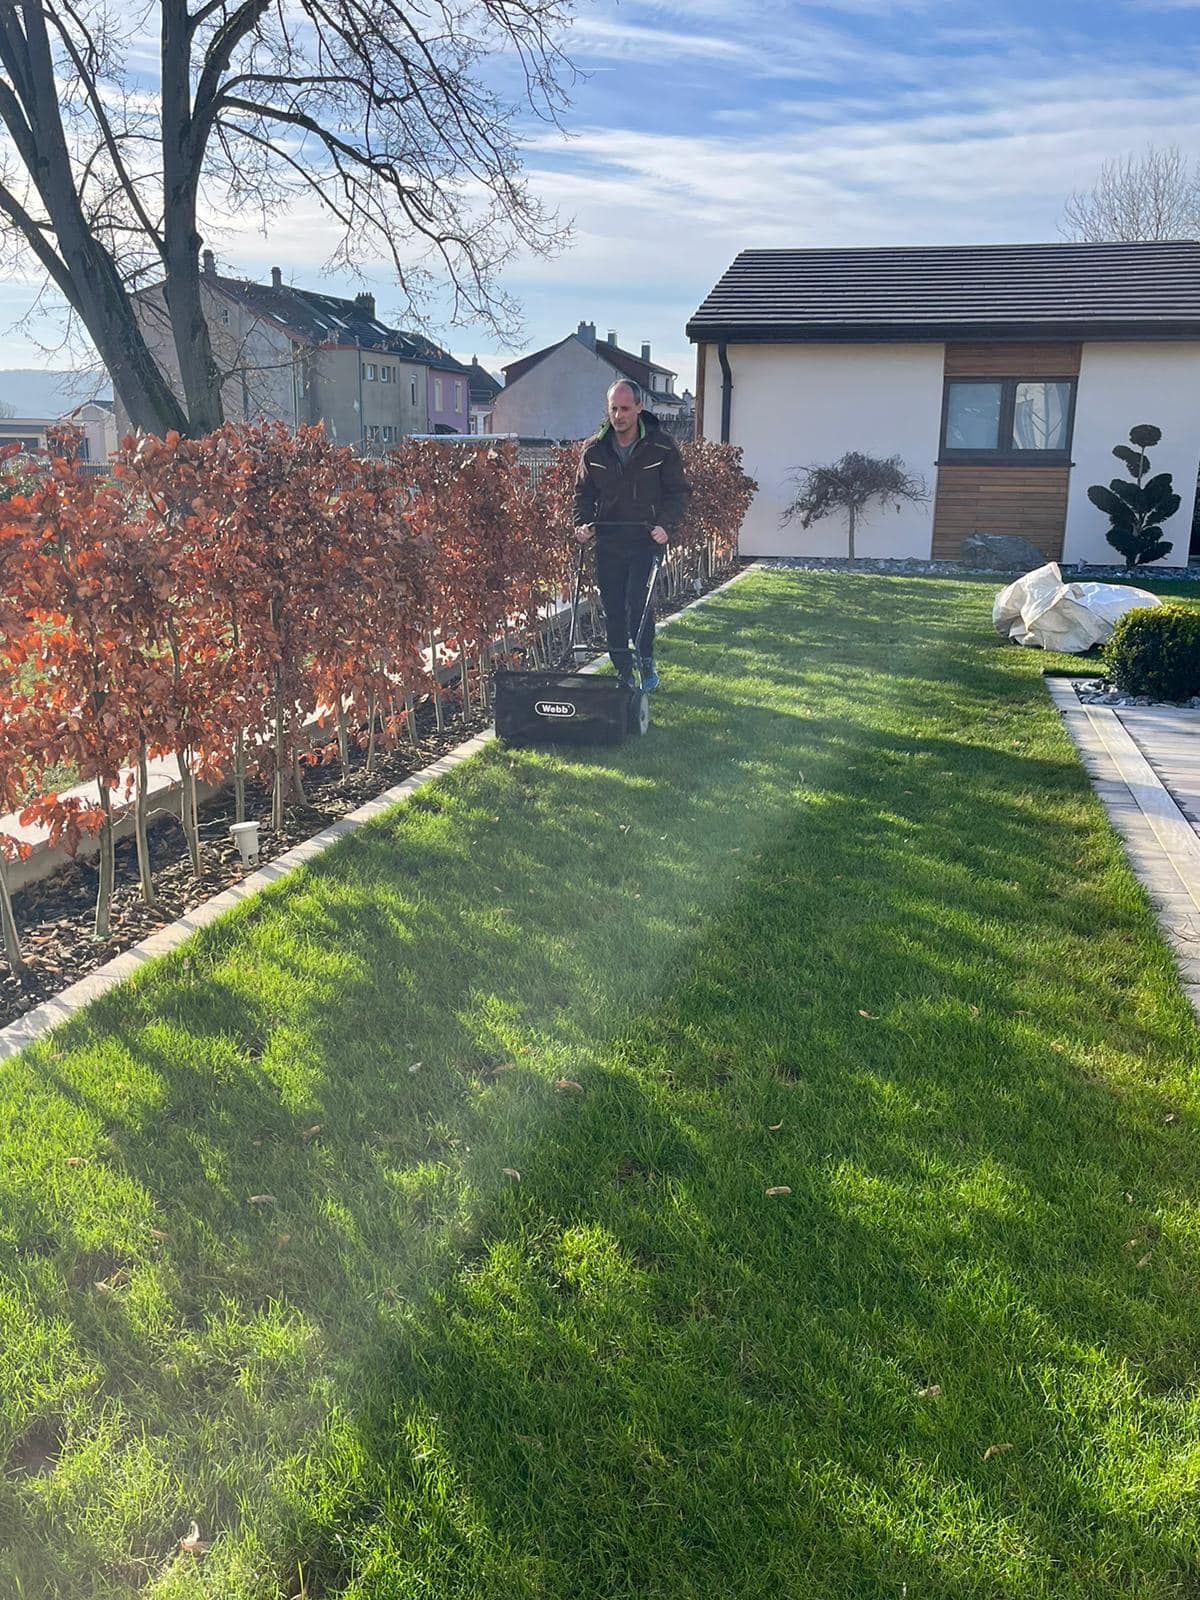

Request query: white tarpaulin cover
[{"left": 992, "top": 562, "right": 1160, "bottom": 652}]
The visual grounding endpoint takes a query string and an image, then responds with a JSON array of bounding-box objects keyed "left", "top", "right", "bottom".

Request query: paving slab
[{"left": 1047, "top": 679, "right": 1200, "bottom": 1021}]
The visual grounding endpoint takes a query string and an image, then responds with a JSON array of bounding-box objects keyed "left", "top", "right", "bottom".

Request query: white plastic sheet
[{"left": 992, "top": 562, "right": 1160, "bottom": 652}]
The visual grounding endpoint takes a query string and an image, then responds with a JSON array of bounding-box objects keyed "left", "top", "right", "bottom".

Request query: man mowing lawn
[{"left": 573, "top": 379, "right": 688, "bottom": 693}]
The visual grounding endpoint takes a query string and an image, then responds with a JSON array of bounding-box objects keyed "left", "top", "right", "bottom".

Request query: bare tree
[
  {"left": 1061, "top": 143, "right": 1200, "bottom": 242},
  {"left": 783, "top": 452, "right": 927, "bottom": 561},
  {"left": 0, "top": 1, "right": 573, "bottom": 437}
]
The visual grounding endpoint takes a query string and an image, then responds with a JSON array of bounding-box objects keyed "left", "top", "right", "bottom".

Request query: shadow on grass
[{"left": 2, "top": 573, "right": 1198, "bottom": 1599}]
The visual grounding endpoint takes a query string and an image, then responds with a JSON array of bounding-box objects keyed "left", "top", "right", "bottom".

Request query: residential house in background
[
  {"left": 466, "top": 357, "right": 503, "bottom": 433},
  {"left": 120, "top": 255, "right": 471, "bottom": 446},
  {"left": 688, "top": 241, "right": 1200, "bottom": 565},
  {"left": 0, "top": 400, "right": 118, "bottom": 463},
  {"left": 491, "top": 322, "right": 687, "bottom": 440}
]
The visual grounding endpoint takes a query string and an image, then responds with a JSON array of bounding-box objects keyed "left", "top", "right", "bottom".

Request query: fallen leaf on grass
[
  {"left": 765, "top": 1186, "right": 792, "bottom": 1198},
  {"left": 276, "top": 1234, "right": 292, "bottom": 1247},
  {"left": 502, "top": 1168, "right": 521, "bottom": 1182},
  {"left": 982, "top": 1443, "right": 1013, "bottom": 1462},
  {"left": 300, "top": 1124, "right": 323, "bottom": 1141},
  {"left": 65, "top": 1156, "right": 88, "bottom": 1167},
  {"left": 408, "top": 1062, "right": 422, "bottom": 1074},
  {"left": 857, "top": 1010, "right": 878, "bottom": 1020},
  {"left": 554, "top": 1079, "right": 584, "bottom": 1094},
  {"left": 969, "top": 1005, "right": 980, "bottom": 1019},
  {"left": 149, "top": 1228, "right": 169, "bottom": 1242},
  {"left": 179, "top": 1521, "right": 212, "bottom": 1556},
  {"left": 768, "top": 1122, "right": 784, "bottom": 1132},
  {"left": 1136, "top": 1251, "right": 1153, "bottom": 1269},
  {"left": 1164, "top": 1111, "right": 1179, "bottom": 1125},
  {"left": 917, "top": 1384, "right": 941, "bottom": 1399},
  {"left": 247, "top": 1194, "right": 277, "bottom": 1206}
]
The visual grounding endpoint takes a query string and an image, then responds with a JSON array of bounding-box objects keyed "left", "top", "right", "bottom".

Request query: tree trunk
[
  {"left": 335, "top": 695, "right": 351, "bottom": 778},
  {"left": 233, "top": 730, "right": 246, "bottom": 824},
  {"left": 2, "top": 4, "right": 191, "bottom": 436},
  {"left": 94, "top": 784, "right": 115, "bottom": 940},
  {"left": 430, "top": 630, "right": 444, "bottom": 733},
  {"left": 847, "top": 505, "right": 857, "bottom": 562},
  {"left": 366, "top": 689, "right": 379, "bottom": 773},
  {"left": 0, "top": 852, "right": 23, "bottom": 973},
  {"left": 160, "top": 0, "right": 224, "bottom": 435},
  {"left": 135, "top": 735, "right": 157, "bottom": 907},
  {"left": 176, "top": 747, "right": 202, "bottom": 877}
]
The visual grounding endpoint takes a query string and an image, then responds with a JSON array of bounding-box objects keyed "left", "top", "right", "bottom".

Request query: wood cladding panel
[
  {"left": 931, "top": 465, "right": 1071, "bottom": 561},
  {"left": 944, "top": 342, "right": 1081, "bottom": 378}
]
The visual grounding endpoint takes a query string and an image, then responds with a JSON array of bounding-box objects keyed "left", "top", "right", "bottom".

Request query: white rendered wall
[
  {"left": 1064, "top": 343, "right": 1200, "bottom": 568},
  {"left": 699, "top": 342, "right": 945, "bottom": 557}
]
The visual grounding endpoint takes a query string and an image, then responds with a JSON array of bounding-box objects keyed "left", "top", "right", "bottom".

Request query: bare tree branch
[{"left": 1061, "top": 143, "right": 1200, "bottom": 242}]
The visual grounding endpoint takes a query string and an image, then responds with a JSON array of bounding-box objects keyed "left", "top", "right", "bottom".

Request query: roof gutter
[{"left": 718, "top": 341, "right": 733, "bottom": 444}]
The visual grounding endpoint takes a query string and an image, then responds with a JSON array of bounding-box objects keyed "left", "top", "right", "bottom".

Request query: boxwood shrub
[{"left": 1103, "top": 603, "right": 1200, "bottom": 701}]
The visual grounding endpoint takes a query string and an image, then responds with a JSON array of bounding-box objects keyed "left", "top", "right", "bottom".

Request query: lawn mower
[{"left": 493, "top": 540, "right": 662, "bottom": 747}]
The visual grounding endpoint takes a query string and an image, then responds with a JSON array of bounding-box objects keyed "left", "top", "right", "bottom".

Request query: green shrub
[{"left": 1103, "top": 604, "right": 1200, "bottom": 701}]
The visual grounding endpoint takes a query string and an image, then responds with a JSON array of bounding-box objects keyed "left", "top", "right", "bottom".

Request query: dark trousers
[{"left": 595, "top": 541, "right": 657, "bottom": 676}]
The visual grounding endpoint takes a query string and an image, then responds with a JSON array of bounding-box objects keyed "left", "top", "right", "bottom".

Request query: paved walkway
[{"left": 1048, "top": 683, "right": 1200, "bottom": 1019}]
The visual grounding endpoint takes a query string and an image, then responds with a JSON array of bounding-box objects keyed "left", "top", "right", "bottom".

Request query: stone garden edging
[
  {"left": 0, "top": 561, "right": 762, "bottom": 1062},
  {"left": 1046, "top": 677, "right": 1200, "bottom": 1021}
]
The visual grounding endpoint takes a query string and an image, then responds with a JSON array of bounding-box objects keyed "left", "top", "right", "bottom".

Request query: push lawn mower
[{"left": 493, "top": 541, "right": 662, "bottom": 747}]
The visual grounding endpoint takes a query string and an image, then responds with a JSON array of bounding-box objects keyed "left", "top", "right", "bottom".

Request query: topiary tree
[
  {"left": 782, "top": 452, "right": 927, "bottom": 560},
  {"left": 1086, "top": 423, "right": 1180, "bottom": 568}
]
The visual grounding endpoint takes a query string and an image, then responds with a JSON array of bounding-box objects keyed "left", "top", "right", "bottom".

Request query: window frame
[
  {"left": 938, "top": 375, "right": 1077, "bottom": 466},
  {"left": 433, "top": 377, "right": 444, "bottom": 410}
]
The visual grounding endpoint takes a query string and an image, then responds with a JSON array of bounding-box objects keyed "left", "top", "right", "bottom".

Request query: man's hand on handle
[
  {"left": 574, "top": 523, "right": 596, "bottom": 544},
  {"left": 650, "top": 525, "right": 669, "bottom": 546}
]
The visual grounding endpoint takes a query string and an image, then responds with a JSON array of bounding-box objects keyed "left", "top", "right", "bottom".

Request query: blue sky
[{"left": 4, "top": 0, "right": 1200, "bottom": 395}]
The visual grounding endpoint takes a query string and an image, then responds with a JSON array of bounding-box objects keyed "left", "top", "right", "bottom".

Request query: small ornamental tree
[
  {"left": 1086, "top": 423, "right": 1180, "bottom": 568},
  {"left": 782, "top": 452, "right": 927, "bottom": 560}
]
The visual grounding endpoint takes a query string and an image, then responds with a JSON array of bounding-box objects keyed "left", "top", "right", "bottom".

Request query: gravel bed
[{"left": 758, "top": 557, "right": 1200, "bottom": 581}]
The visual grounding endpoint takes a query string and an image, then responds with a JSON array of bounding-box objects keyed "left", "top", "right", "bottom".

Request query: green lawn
[{"left": 3, "top": 570, "right": 1199, "bottom": 1600}]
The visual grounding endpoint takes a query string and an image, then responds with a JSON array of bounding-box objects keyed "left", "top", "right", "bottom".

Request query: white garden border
[{"left": 0, "top": 561, "right": 762, "bottom": 1062}]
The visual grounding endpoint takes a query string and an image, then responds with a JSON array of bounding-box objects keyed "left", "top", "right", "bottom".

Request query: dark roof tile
[{"left": 686, "top": 242, "right": 1200, "bottom": 341}]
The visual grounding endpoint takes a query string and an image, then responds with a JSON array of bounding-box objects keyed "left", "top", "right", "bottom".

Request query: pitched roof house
[
  {"left": 491, "top": 321, "right": 685, "bottom": 440},
  {"left": 120, "top": 254, "right": 472, "bottom": 444},
  {"left": 465, "top": 356, "right": 503, "bottom": 433},
  {"left": 687, "top": 242, "right": 1200, "bottom": 565}
]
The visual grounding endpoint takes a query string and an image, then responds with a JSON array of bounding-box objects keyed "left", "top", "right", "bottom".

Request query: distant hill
[{"left": 0, "top": 368, "right": 113, "bottom": 418}]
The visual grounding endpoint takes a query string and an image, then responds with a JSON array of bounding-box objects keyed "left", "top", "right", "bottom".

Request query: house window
[
  {"left": 454, "top": 380, "right": 463, "bottom": 411},
  {"left": 941, "top": 378, "right": 1075, "bottom": 462},
  {"left": 433, "top": 378, "right": 444, "bottom": 410},
  {"left": 364, "top": 362, "right": 377, "bottom": 381},
  {"left": 366, "top": 424, "right": 380, "bottom": 441},
  {"left": 382, "top": 425, "right": 394, "bottom": 442},
  {"left": 410, "top": 379, "right": 417, "bottom": 404}
]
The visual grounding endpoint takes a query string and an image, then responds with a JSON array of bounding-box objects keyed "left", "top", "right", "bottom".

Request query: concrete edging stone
[{"left": 0, "top": 560, "right": 762, "bottom": 1062}]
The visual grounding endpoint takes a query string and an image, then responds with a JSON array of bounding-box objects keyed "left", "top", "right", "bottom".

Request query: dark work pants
[{"left": 595, "top": 540, "right": 657, "bottom": 677}]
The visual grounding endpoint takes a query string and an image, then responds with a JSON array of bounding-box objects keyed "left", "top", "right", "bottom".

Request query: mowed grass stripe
[{"left": 1, "top": 571, "right": 1198, "bottom": 1599}]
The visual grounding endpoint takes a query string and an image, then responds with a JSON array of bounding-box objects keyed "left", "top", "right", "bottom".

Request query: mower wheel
[{"left": 629, "top": 690, "right": 650, "bottom": 737}]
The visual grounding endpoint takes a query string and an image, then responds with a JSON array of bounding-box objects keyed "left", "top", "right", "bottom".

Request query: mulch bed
[{"left": 1, "top": 569, "right": 742, "bottom": 1032}]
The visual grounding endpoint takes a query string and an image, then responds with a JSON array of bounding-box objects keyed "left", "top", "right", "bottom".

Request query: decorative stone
[{"left": 959, "top": 533, "right": 1049, "bottom": 570}]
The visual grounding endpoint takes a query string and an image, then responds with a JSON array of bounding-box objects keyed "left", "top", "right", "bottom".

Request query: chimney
[
  {"left": 641, "top": 341, "right": 651, "bottom": 364},
  {"left": 271, "top": 266, "right": 282, "bottom": 290},
  {"left": 576, "top": 320, "right": 596, "bottom": 350},
  {"left": 607, "top": 329, "right": 618, "bottom": 347},
  {"left": 201, "top": 249, "right": 215, "bottom": 277},
  {"left": 354, "top": 290, "right": 376, "bottom": 320}
]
